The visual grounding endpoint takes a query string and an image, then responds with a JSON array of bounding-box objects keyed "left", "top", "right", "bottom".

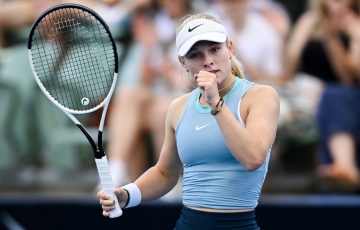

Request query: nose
[{"left": 203, "top": 53, "right": 214, "bottom": 68}]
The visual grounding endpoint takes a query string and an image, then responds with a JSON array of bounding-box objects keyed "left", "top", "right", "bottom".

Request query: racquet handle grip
[{"left": 95, "top": 156, "right": 123, "bottom": 218}]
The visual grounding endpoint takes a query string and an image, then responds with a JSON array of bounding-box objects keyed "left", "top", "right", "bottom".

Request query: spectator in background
[
  {"left": 286, "top": 0, "right": 360, "bottom": 187},
  {"left": 0, "top": 0, "right": 35, "bottom": 48},
  {"left": 0, "top": 0, "right": 151, "bottom": 47},
  {"left": 251, "top": 0, "right": 291, "bottom": 39},
  {"left": 0, "top": 0, "right": 150, "bottom": 182},
  {"left": 106, "top": 0, "right": 193, "bottom": 187}
]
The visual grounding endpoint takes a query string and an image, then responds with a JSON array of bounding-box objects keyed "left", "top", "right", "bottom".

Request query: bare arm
[
  {"left": 324, "top": 35, "right": 356, "bottom": 85},
  {"left": 98, "top": 97, "right": 184, "bottom": 216},
  {"left": 133, "top": 97, "right": 184, "bottom": 201},
  {"left": 285, "top": 12, "right": 318, "bottom": 80},
  {"left": 347, "top": 15, "right": 360, "bottom": 79},
  {"left": 0, "top": 0, "right": 35, "bottom": 28},
  {"left": 215, "top": 85, "right": 280, "bottom": 170},
  {"left": 196, "top": 70, "right": 279, "bottom": 171}
]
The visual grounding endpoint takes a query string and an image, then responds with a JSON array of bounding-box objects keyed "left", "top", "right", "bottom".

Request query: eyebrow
[{"left": 190, "top": 41, "right": 221, "bottom": 52}]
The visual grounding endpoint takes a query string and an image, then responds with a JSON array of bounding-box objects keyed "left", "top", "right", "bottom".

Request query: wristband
[
  {"left": 211, "top": 98, "right": 224, "bottom": 115},
  {"left": 122, "top": 183, "right": 141, "bottom": 208}
]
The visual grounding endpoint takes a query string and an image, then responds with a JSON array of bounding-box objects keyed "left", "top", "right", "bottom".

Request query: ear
[
  {"left": 178, "top": 55, "right": 185, "bottom": 65},
  {"left": 226, "top": 40, "right": 234, "bottom": 55},
  {"left": 178, "top": 56, "right": 188, "bottom": 71}
]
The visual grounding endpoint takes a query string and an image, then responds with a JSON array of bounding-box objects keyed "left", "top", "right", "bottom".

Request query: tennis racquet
[{"left": 27, "top": 3, "right": 122, "bottom": 218}]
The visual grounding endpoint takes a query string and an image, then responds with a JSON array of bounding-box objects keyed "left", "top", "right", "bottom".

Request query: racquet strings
[{"left": 30, "top": 7, "right": 115, "bottom": 112}]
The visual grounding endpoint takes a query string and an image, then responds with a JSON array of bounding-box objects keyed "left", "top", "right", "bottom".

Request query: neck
[{"left": 218, "top": 75, "right": 236, "bottom": 97}]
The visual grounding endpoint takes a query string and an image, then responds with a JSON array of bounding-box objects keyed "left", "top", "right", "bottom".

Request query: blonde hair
[{"left": 176, "top": 13, "right": 245, "bottom": 79}]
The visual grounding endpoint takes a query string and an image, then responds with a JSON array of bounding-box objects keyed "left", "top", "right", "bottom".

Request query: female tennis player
[{"left": 98, "top": 13, "right": 280, "bottom": 229}]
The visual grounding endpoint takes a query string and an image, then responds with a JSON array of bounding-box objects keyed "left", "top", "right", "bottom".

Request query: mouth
[{"left": 209, "top": 70, "right": 219, "bottom": 74}]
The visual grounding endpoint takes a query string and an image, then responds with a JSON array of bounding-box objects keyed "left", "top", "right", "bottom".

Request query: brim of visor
[{"left": 178, "top": 32, "right": 227, "bottom": 56}]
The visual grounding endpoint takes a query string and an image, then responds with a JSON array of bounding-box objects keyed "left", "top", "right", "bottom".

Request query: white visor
[{"left": 176, "top": 18, "right": 228, "bottom": 56}]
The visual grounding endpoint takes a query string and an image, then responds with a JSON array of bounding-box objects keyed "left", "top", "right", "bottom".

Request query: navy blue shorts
[
  {"left": 317, "top": 85, "right": 360, "bottom": 164},
  {"left": 173, "top": 206, "right": 260, "bottom": 230}
]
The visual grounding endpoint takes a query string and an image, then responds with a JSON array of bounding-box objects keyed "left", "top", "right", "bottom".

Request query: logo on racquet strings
[{"left": 81, "top": 97, "right": 89, "bottom": 106}]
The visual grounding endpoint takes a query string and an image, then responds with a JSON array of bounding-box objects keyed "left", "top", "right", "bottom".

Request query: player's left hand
[{"left": 194, "top": 70, "right": 221, "bottom": 108}]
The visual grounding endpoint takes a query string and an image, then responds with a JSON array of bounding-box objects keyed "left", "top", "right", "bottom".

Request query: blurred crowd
[{"left": 1, "top": 0, "right": 360, "bottom": 196}]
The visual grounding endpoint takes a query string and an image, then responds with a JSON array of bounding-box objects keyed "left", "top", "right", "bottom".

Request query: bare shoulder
[
  {"left": 245, "top": 84, "right": 280, "bottom": 110},
  {"left": 246, "top": 84, "right": 279, "bottom": 99},
  {"left": 168, "top": 93, "right": 190, "bottom": 113},
  {"left": 167, "top": 93, "right": 192, "bottom": 129}
]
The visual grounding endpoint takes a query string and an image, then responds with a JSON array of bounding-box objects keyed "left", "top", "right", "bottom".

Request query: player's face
[{"left": 182, "top": 41, "right": 232, "bottom": 85}]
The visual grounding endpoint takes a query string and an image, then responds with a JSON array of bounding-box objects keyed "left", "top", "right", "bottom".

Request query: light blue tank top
[{"left": 175, "top": 78, "right": 271, "bottom": 210}]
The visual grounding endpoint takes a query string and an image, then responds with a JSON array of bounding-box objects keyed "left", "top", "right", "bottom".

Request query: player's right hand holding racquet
[
  {"left": 98, "top": 183, "right": 141, "bottom": 217},
  {"left": 97, "top": 188, "right": 128, "bottom": 217}
]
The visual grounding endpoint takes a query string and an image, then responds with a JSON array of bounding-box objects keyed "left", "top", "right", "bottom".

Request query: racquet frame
[{"left": 27, "top": 3, "right": 123, "bottom": 218}]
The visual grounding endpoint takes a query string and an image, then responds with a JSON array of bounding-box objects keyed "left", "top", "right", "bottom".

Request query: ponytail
[{"left": 230, "top": 54, "right": 245, "bottom": 79}]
